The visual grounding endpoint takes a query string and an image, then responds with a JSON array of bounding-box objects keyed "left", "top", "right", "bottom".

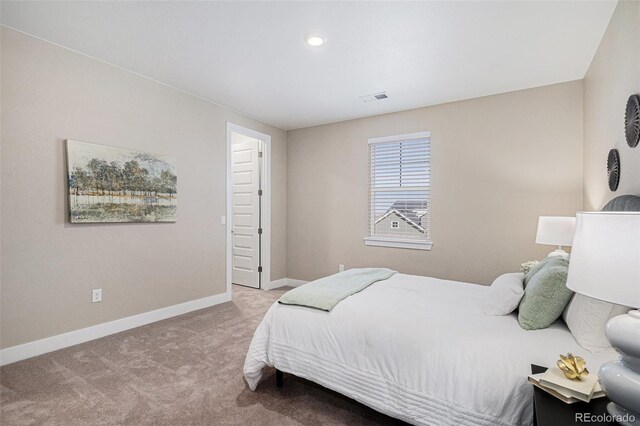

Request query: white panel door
[{"left": 232, "top": 140, "right": 261, "bottom": 288}]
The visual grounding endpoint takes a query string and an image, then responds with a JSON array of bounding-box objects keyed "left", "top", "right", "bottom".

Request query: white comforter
[{"left": 244, "top": 273, "right": 617, "bottom": 426}]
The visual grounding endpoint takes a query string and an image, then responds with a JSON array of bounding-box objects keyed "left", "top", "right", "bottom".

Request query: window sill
[{"left": 364, "top": 237, "right": 433, "bottom": 251}]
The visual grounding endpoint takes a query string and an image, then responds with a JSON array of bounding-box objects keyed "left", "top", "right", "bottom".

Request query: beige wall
[
  {"left": 286, "top": 82, "right": 584, "bottom": 285},
  {"left": 6, "top": 1, "right": 635, "bottom": 349},
  {"left": 583, "top": 0, "right": 640, "bottom": 210},
  {"left": 0, "top": 28, "right": 286, "bottom": 349}
]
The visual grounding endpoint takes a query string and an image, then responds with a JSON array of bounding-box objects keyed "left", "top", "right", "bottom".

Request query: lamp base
[
  {"left": 607, "top": 402, "right": 640, "bottom": 426},
  {"left": 599, "top": 310, "right": 640, "bottom": 426},
  {"left": 546, "top": 248, "right": 569, "bottom": 258}
]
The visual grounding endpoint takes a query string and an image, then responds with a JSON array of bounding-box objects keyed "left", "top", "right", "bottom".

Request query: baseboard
[
  {"left": 286, "top": 278, "right": 308, "bottom": 287},
  {"left": 0, "top": 291, "right": 232, "bottom": 366},
  {"left": 267, "top": 278, "right": 288, "bottom": 289},
  {"left": 267, "top": 278, "right": 308, "bottom": 290}
]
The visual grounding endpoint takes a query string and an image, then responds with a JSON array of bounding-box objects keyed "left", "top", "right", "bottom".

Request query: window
[{"left": 365, "top": 131, "right": 432, "bottom": 250}]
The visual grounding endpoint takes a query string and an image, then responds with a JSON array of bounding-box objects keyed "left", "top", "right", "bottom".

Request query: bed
[
  {"left": 244, "top": 196, "right": 637, "bottom": 426},
  {"left": 244, "top": 274, "right": 617, "bottom": 425}
]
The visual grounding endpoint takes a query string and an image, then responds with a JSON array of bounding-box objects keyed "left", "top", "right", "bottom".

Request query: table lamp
[
  {"left": 535, "top": 216, "right": 576, "bottom": 257},
  {"left": 566, "top": 212, "right": 640, "bottom": 425}
]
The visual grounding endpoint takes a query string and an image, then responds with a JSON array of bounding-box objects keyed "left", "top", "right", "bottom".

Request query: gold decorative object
[{"left": 557, "top": 353, "right": 589, "bottom": 380}]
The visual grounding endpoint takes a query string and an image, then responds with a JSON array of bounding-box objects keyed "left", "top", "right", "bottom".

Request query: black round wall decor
[
  {"left": 625, "top": 94, "right": 640, "bottom": 147},
  {"left": 607, "top": 149, "right": 620, "bottom": 192}
]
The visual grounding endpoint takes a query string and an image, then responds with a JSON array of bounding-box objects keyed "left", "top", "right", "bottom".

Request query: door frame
[{"left": 226, "top": 122, "right": 271, "bottom": 293}]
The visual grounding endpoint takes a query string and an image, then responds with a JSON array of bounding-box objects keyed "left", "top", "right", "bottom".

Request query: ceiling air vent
[{"left": 359, "top": 92, "right": 389, "bottom": 103}]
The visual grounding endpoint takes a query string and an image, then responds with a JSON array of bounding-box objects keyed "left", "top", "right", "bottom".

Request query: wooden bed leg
[{"left": 275, "top": 369, "right": 283, "bottom": 387}]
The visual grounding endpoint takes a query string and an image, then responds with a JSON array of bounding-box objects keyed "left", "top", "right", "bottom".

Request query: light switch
[{"left": 220, "top": 215, "right": 226, "bottom": 225}]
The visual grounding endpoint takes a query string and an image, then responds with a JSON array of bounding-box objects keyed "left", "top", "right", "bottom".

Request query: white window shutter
[{"left": 368, "top": 132, "right": 431, "bottom": 244}]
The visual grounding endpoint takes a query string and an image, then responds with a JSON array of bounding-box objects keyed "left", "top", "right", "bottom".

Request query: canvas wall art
[{"left": 66, "top": 140, "right": 177, "bottom": 223}]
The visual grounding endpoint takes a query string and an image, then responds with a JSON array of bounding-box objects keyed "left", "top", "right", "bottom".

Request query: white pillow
[
  {"left": 563, "top": 293, "right": 630, "bottom": 353},
  {"left": 483, "top": 272, "right": 525, "bottom": 316}
]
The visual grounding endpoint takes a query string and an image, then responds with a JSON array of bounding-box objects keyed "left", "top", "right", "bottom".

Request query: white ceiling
[{"left": 1, "top": 1, "right": 616, "bottom": 130}]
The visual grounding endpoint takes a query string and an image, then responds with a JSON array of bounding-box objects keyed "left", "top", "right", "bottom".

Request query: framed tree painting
[{"left": 66, "top": 140, "right": 177, "bottom": 223}]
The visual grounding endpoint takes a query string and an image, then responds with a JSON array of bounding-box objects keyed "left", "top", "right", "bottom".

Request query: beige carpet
[{"left": 1, "top": 285, "right": 400, "bottom": 425}]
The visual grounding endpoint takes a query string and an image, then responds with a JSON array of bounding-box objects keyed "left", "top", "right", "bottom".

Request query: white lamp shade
[
  {"left": 535, "top": 216, "right": 576, "bottom": 247},
  {"left": 566, "top": 212, "right": 640, "bottom": 308}
]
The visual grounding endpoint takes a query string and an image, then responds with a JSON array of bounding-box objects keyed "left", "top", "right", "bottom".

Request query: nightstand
[{"left": 531, "top": 365, "right": 616, "bottom": 426}]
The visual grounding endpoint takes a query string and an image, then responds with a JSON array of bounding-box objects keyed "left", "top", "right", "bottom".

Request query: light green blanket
[{"left": 278, "top": 268, "right": 397, "bottom": 311}]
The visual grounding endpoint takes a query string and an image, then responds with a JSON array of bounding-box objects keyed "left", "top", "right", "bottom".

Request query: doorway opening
[{"left": 226, "top": 123, "right": 271, "bottom": 293}]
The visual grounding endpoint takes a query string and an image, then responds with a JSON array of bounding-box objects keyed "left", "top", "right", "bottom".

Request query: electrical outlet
[
  {"left": 92, "top": 289, "right": 102, "bottom": 303},
  {"left": 339, "top": 264, "right": 345, "bottom": 272}
]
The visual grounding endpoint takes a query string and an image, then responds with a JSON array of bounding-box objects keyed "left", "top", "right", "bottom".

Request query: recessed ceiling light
[{"left": 305, "top": 35, "right": 325, "bottom": 47}]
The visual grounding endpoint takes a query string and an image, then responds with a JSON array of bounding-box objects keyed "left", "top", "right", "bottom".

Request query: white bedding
[{"left": 244, "top": 273, "right": 618, "bottom": 426}]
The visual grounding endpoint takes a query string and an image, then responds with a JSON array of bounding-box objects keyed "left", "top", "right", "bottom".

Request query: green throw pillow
[
  {"left": 518, "top": 260, "right": 573, "bottom": 330},
  {"left": 523, "top": 255, "right": 566, "bottom": 287}
]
